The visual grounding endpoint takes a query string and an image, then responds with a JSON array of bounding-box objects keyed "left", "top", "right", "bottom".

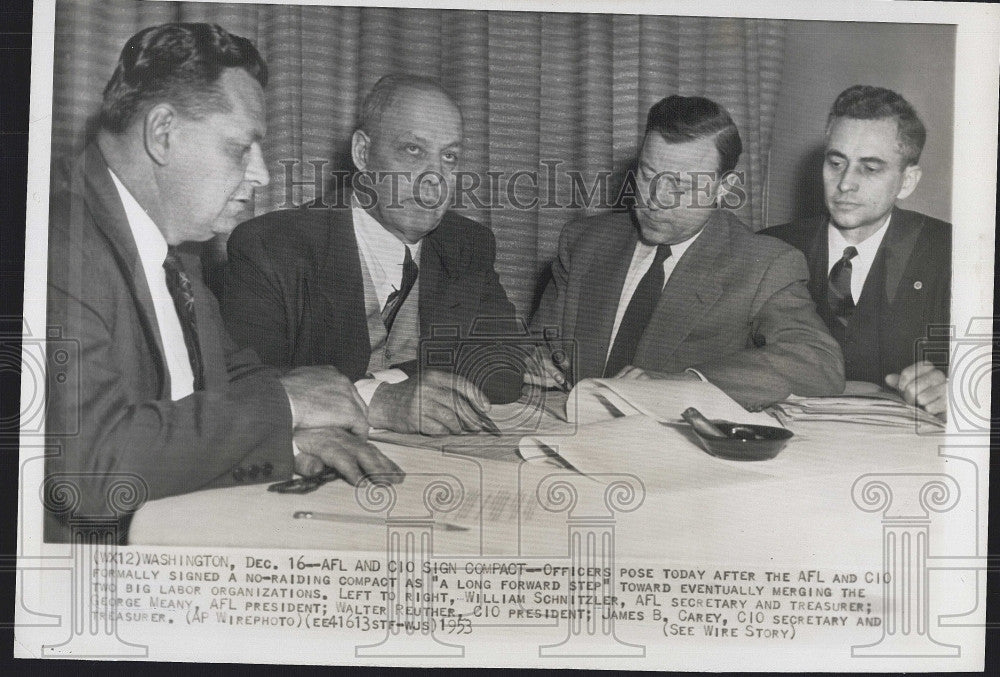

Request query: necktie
[
  {"left": 828, "top": 245, "right": 859, "bottom": 327},
  {"left": 604, "top": 244, "right": 672, "bottom": 377},
  {"left": 381, "top": 246, "right": 419, "bottom": 332},
  {"left": 163, "top": 246, "right": 205, "bottom": 391}
]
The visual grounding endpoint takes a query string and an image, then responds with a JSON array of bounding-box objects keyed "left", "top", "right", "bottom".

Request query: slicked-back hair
[
  {"left": 100, "top": 22, "right": 267, "bottom": 134},
  {"left": 644, "top": 95, "right": 743, "bottom": 175},
  {"left": 359, "top": 74, "right": 460, "bottom": 140},
  {"left": 826, "top": 85, "right": 926, "bottom": 166}
]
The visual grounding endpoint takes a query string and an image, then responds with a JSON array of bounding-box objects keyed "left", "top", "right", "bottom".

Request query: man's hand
[
  {"left": 885, "top": 361, "right": 948, "bottom": 419},
  {"left": 524, "top": 346, "right": 570, "bottom": 389},
  {"left": 369, "top": 369, "right": 493, "bottom": 435},
  {"left": 613, "top": 365, "right": 700, "bottom": 381},
  {"left": 293, "top": 428, "right": 403, "bottom": 485},
  {"left": 280, "top": 366, "right": 368, "bottom": 436}
]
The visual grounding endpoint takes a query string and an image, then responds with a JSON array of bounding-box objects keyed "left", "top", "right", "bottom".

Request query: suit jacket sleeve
[
  {"left": 475, "top": 224, "right": 520, "bottom": 326},
  {"left": 468, "top": 225, "right": 523, "bottom": 403},
  {"left": 46, "top": 240, "right": 294, "bottom": 538},
  {"left": 221, "top": 222, "right": 294, "bottom": 368},
  {"left": 691, "top": 247, "right": 846, "bottom": 409},
  {"left": 530, "top": 218, "right": 575, "bottom": 334}
]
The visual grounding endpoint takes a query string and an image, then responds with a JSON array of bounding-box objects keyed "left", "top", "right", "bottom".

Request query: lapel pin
[{"left": 913, "top": 281, "right": 923, "bottom": 290}]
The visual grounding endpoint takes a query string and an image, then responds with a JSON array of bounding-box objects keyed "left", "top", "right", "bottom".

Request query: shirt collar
[
  {"left": 351, "top": 195, "right": 422, "bottom": 261},
  {"left": 107, "top": 167, "right": 169, "bottom": 270},
  {"left": 636, "top": 224, "right": 703, "bottom": 260},
  {"left": 827, "top": 213, "right": 891, "bottom": 264}
]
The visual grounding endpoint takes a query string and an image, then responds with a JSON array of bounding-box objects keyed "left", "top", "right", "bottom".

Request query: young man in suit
[
  {"left": 763, "top": 85, "right": 950, "bottom": 418},
  {"left": 222, "top": 75, "right": 522, "bottom": 436},
  {"left": 45, "top": 23, "right": 401, "bottom": 542},
  {"left": 530, "top": 95, "right": 844, "bottom": 411}
]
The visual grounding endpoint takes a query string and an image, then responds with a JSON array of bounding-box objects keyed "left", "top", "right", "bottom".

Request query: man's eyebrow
[
  {"left": 824, "top": 149, "right": 887, "bottom": 166},
  {"left": 397, "top": 133, "right": 463, "bottom": 149},
  {"left": 398, "top": 133, "right": 430, "bottom": 145}
]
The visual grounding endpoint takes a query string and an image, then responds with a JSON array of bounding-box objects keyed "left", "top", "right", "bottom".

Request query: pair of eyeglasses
[{"left": 267, "top": 467, "right": 340, "bottom": 494}]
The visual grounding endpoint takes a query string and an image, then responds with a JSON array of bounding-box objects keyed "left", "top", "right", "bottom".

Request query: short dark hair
[
  {"left": 644, "top": 95, "right": 743, "bottom": 175},
  {"left": 100, "top": 22, "right": 267, "bottom": 134},
  {"left": 826, "top": 85, "right": 926, "bottom": 166},
  {"left": 359, "top": 74, "right": 460, "bottom": 139}
]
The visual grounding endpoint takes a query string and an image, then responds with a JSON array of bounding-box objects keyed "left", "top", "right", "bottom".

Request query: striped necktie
[{"left": 163, "top": 246, "right": 205, "bottom": 390}]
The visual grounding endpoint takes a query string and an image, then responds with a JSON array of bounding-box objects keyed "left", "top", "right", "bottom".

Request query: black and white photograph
[{"left": 12, "top": 0, "right": 998, "bottom": 670}]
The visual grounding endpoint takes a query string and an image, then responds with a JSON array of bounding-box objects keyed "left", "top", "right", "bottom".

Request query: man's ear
[
  {"left": 351, "top": 129, "right": 370, "bottom": 171},
  {"left": 896, "top": 164, "right": 922, "bottom": 201},
  {"left": 143, "top": 104, "right": 175, "bottom": 166}
]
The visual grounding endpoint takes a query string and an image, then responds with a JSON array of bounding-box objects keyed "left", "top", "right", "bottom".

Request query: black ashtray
[{"left": 690, "top": 420, "right": 794, "bottom": 461}]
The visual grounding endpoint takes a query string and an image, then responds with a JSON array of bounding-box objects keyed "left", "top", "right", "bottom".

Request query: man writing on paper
[
  {"left": 763, "top": 86, "right": 950, "bottom": 418},
  {"left": 45, "top": 23, "right": 401, "bottom": 543},
  {"left": 530, "top": 95, "right": 844, "bottom": 411},
  {"left": 222, "top": 74, "right": 521, "bottom": 435}
]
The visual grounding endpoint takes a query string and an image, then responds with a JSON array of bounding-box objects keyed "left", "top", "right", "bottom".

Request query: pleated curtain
[{"left": 51, "top": 1, "right": 785, "bottom": 317}]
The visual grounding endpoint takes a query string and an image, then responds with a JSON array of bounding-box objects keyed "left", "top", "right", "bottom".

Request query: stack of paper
[
  {"left": 768, "top": 382, "right": 944, "bottom": 429},
  {"left": 517, "top": 414, "right": 776, "bottom": 492},
  {"left": 519, "top": 378, "right": 785, "bottom": 479},
  {"left": 565, "top": 377, "right": 780, "bottom": 427}
]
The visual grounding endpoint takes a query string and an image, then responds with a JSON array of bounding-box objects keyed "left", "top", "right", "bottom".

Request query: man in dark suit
[
  {"left": 763, "top": 85, "right": 950, "bottom": 418},
  {"left": 45, "top": 23, "right": 401, "bottom": 543},
  {"left": 222, "top": 75, "right": 521, "bottom": 435},
  {"left": 530, "top": 95, "right": 844, "bottom": 411}
]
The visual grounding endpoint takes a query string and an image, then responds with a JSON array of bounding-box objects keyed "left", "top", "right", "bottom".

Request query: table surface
[{"left": 128, "top": 395, "right": 960, "bottom": 567}]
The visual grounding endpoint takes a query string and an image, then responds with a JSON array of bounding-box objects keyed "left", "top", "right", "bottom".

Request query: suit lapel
[
  {"left": 420, "top": 217, "right": 464, "bottom": 335},
  {"left": 316, "top": 205, "right": 370, "bottom": 375},
  {"left": 637, "top": 210, "right": 729, "bottom": 363},
  {"left": 880, "top": 207, "right": 924, "bottom": 305},
  {"left": 578, "top": 213, "right": 637, "bottom": 378},
  {"left": 804, "top": 217, "right": 829, "bottom": 307},
  {"left": 83, "top": 144, "right": 171, "bottom": 395}
]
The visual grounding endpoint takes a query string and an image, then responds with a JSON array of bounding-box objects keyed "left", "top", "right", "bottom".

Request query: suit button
[
  {"left": 385, "top": 349, "right": 393, "bottom": 361},
  {"left": 232, "top": 467, "right": 245, "bottom": 482},
  {"left": 247, "top": 464, "right": 260, "bottom": 480},
  {"left": 263, "top": 462, "right": 274, "bottom": 478}
]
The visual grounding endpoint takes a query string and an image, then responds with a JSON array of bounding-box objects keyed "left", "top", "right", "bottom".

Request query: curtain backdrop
[{"left": 51, "top": 0, "right": 786, "bottom": 317}]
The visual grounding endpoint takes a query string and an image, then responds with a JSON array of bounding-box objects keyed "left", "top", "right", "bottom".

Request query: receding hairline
[{"left": 360, "top": 76, "right": 463, "bottom": 138}]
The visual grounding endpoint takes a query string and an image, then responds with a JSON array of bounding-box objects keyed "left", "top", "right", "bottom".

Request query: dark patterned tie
[
  {"left": 163, "top": 246, "right": 205, "bottom": 391},
  {"left": 381, "top": 246, "right": 419, "bottom": 332},
  {"left": 828, "top": 245, "right": 859, "bottom": 327},
  {"left": 604, "top": 244, "right": 672, "bottom": 378}
]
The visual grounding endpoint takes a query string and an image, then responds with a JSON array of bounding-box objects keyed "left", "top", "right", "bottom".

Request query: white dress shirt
[
  {"left": 351, "top": 200, "right": 421, "bottom": 403},
  {"left": 606, "top": 229, "right": 702, "bottom": 360},
  {"left": 108, "top": 169, "right": 195, "bottom": 401},
  {"left": 827, "top": 214, "right": 891, "bottom": 303}
]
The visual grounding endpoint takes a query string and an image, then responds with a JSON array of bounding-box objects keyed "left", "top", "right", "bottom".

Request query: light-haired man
[{"left": 222, "top": 74, "right": 522, "bottom": 435}]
